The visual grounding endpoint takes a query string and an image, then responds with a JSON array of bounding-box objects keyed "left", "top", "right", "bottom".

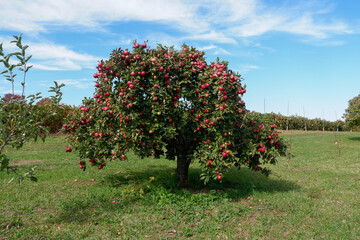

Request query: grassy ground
[{"left": 0, "top": 131, "right": 359, "bottom": 239}]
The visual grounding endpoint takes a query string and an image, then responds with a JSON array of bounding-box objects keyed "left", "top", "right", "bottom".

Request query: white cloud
[
  {"left": 28, "top": 43, "right": 99, "bottom": 71},
  {"left": 231, "top": 13, "right": 286, "bottom": 37},
  {"left": 278, "top": 14, "right": 353, "bottom": 39},
  {"left": 239, "top": 64, "right": 260, "bottom": 73},
  {"left": 198, "top": 45, "right": 217, "bottom": 51},
  {"left": 146, "top": 32, "right": 183, "bottom": 49},
  {"left": 54, "top": 78, "right": 94, "bottom": 89},
  {"left": 301, "top": 39, "right": 345, "bottom": 47},
  {"left": 197, "top": 44, "right": 231, "bottom": 55},
  {"left": 32, "top": 60, "right": 82, "bottom": 71},
  {"left": 0, "top": 0, "right": 353, "bottom": 43},
  {"left": 0, "top": 0, "right": 354, "bottom": 71},
  {"left": 184, "top": 31, "right": 237, "bottom": 44},
  {"left": 29, "top": 44, "right": 94, "bottom": 62},
  {"left": 213, "top": 48, "right": 231, "bottom": 55},
  {"left": 1, "top": 36, "right": 99, "bottom": 71},
  {"left": 0, "top": 88, "right": 21, "bottom": 94},
  {"left": 0, "top": 0, "right": 200, "bottom": 33},
  {"left": 0, "top": 86, "right": 6, "bottom": 94}
]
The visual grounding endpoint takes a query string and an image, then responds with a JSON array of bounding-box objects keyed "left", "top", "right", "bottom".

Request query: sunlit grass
[{"left": 0, "top": 132, "right": 359, "bottom": 239}]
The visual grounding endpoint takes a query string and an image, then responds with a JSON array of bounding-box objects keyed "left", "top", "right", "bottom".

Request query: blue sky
[{"left": 0, "top": 0, "right": 359, "bottom": 121}]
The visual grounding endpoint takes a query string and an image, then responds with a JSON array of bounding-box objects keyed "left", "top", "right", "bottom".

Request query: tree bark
[
  {"left": 176, "top": 152, "right": 191, "bottom": 186},
  {"left": 174, "top": 132, "right": 193, "bottom": 187}
]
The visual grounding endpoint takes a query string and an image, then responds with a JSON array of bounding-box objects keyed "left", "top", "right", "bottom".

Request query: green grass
[{"left": 0, "top": 131, "right": 359, "bottom": 239}]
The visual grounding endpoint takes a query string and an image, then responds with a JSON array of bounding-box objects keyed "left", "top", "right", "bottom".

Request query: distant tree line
[
  {"left": 1, "top": 94, "right": 75, "bottom": 134},
  {"left": 4, "top": 93, "right": 356, "bottom": 133},
  {"left": 246, "top": 111, "right": 354, "bottom": 132}
]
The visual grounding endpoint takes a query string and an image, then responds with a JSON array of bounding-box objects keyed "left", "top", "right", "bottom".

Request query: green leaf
[
  {"left": 25, "top": 65, "right": 33, "bottom": 72},
  {"left": 0, "top": 155, "right": 10, "bottom": 171},
  {"left": 9, "top": 65, "right": 16, "bottom": 71},
  {"left": 4, "top": 54, "right": 11, "bottom": 62},
  {"left": 16, "top": 55, "right": 23, "bottom": 62},
  {"left": 11, "top": 52, "right": 22, "bottom": 56},
  {"left": 30, "top": 176, "right": 38, "bottom": 182},
  {"left": 0, "top": 70, "right": 8, "bottom": 74},
  {"left": 25, "top": 55, "right": 32, "bottom": 62}
]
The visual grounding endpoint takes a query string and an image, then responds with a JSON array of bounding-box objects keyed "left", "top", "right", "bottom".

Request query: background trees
[{"left": 344, "top": 92, "right": 360, "bottom": 131}]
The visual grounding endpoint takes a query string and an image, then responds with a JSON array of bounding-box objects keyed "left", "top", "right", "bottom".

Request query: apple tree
[
  {"left": 344, "top": 92, "right": 360, "bottom": 130},
  {"left": 64, "top": 41, "right": 286, "bottom": 186},
  {"left": 0, "top": 35, "right": 65, "bottom": 183}
]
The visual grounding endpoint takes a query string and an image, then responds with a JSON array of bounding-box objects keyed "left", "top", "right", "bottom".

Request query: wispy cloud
[
  {"left": 239, "top": 64, "right": 260, "bottom": 73},
  {"left": 197, "top": 44, "right": 231, "bottom": 55},
  {"left": 0, "top": 0, "right": 198, "bottom": 33},
  {"left": 146, "top": 32, "right": 183, "bottom": 49},
  {"left": 28, "top": 43, "right": 99, "bottom": 71},
  {"left": 213, "top": 48, "right": 231, "bottom": 55},
  {"left": 0, "top": 0, "right": 353, "bottom": 44},
  {"left": 198, "top": 45, "right": 217, "bottom": 51},
  {"left": 0, "top": 35, "right": 99, "bottom": 71},
  {"left": 0, "top": 87, "right": 21, "bottom": 94},
  {"left": 301, "top": 39, "right": 345, "bottom": 47},
  {"left": 278, "top": 14, "right": 353, "bottom": 39},
  {"left": 52, "top": 78, "right": 94, "bottom": 89},
  {"left": 0, "top": 86, "right": 7, "bottom": 94},
  {"left": 184, "top": 31, "right": 237, "bottom": 44}
]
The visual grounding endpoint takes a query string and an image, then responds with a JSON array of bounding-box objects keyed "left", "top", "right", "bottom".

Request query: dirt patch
[
  {"left": 44, "top": 165, "right": 57, "bottom": 169},
  {"left": 72, "top": 179, "right": 96, "bottom": 186},
  {"left": 9, "top": 160, "right": 44, "bottom": 166},
  {"left": 278, "top": 130, "right": 336, "bottom": 136},
  {"left": 185, "top": 187, "right": 210, "bottom": 194}
]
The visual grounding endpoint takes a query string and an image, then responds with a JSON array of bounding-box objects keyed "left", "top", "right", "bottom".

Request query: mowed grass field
[{"left": 0, "top": 131, "right": 359, "bottom": 239}]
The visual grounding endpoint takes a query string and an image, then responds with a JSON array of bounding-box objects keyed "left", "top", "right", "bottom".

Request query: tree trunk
[
  {"left": 171, "top": 132, "right": 194, "bottom": 187},
  {"left": 176, "top": 152, "right": 191, "bottom": 186}
]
